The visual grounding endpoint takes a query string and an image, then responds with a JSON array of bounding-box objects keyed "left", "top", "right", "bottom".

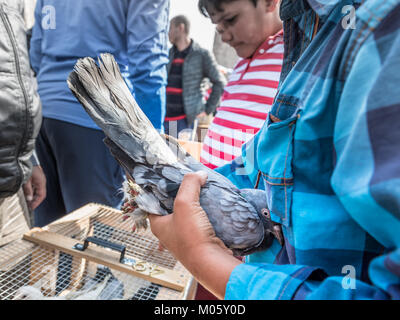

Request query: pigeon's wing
[
  {"left": 103, "top": 137, "right": 176, "bottom": 215},
  {"left": 133, "top": 161, "right": 202, "bottom": 215},
  {"left": 103, "top": 137, "right": 136, "bottom": 174},
  {"left": 200, "top": 185, "right": 265, "bottom": 256},
  {"left": 132, "top": 165, "right": 176, "bottom": 215}
]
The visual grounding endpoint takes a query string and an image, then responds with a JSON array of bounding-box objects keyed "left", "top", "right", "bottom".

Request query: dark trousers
[{"left": 34, "top": 118, "right": 125, "bottom": 227}]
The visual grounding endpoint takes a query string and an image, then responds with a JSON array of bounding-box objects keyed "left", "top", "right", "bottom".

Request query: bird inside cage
[{"left": 13, "top": 265, "right": 125, "bottom": 300}]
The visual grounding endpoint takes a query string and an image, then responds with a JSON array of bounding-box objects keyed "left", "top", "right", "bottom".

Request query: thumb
[{"left": 175, "top": 171, "right": 208, "bottom": 205}]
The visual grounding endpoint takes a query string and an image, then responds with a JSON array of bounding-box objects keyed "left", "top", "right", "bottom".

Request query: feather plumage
[{"left": 67, "top": 53, "right": 277, "bottom": 256}]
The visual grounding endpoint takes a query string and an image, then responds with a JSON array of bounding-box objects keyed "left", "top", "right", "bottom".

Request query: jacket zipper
[{"left": 0, "top": 5, "right": 30, "bottom": 188}]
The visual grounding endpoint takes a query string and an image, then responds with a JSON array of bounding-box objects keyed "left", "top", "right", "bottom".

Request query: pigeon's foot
[
  {"left": 121, "top": 179, "right": 141, "bottom": 213},
  {"left": 120, "top": 180, "right": 149, "bottom": 231},
  {"left": 132, "top": 209, "right": 149, "bottom": 231}
]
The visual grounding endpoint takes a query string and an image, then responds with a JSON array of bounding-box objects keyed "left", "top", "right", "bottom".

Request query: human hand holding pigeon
[{"left": 148, "top": 171, "right": 241, "bottom": 299}]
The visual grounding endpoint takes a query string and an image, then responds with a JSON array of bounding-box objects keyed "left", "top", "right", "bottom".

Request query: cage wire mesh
[{"left": 0, "top": 204, "right": 194, "bottom": 300}]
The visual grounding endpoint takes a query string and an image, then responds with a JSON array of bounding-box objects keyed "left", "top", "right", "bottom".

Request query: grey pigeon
[{"left": 67, "top": 53, "right": 280, "bottom": 256}]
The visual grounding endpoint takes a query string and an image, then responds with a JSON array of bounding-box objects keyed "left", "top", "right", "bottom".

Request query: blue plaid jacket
[{"left": 216, "top": 0, "right": 400, "bottom": 300}]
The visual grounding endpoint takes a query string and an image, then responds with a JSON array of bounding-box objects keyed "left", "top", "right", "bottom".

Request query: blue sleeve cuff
[{"left": 225, "top": 263, "right": 322, "bottom": 300}]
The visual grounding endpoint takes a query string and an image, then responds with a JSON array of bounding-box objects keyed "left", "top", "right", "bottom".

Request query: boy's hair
[
  {"left": 171, "top": 15, "right": 191, "bottom": 35},
  {"left": 198, "top": 0, "right": 258, "bottom": 17}
]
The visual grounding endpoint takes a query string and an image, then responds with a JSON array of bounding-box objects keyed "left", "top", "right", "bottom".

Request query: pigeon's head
[{"left": 237, "top": 188, "right": 281, "bottom": 255}]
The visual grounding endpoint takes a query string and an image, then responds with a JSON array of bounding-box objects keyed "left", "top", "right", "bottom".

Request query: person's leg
[
  {"left": 34, "top": 118, "right": 66, "bottom": 227},
  {"left": 44, "top": 119, "right": 125, "bottom": 215},
  {"left": 0, "top": 189, "right": 30, "bottom": 247}
]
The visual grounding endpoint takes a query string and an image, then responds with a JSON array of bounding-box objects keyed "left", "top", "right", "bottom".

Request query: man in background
[{"left": 165, "top": 14, "right": 225, "bottom": 138}]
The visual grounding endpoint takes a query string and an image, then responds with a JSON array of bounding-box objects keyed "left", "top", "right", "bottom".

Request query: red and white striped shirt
[{"left": 200, "top": 31, "right": 284, "bottom": 169}]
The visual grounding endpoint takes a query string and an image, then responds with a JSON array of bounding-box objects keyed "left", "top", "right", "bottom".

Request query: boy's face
[{"left": 208, "top": 0, "right": 275, "bottom": 58}]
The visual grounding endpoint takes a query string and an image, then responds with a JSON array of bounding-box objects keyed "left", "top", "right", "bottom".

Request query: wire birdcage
[{"left": 0, "top": 204, "right": 196, "bottom": 300}]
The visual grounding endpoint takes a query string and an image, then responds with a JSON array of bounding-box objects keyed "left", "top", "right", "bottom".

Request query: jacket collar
[
  {"left": 280, "top": 0, "right": 343, "bottom": 20},
  {"left": 171, "top": 39, "right": 198, "bottom": 55}
]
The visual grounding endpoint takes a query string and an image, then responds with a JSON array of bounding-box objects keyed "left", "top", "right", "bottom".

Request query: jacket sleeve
[
  {"left": 126, "top": 0, "right": 170, "bottom": 131},
  {"left": 290, "top": 11, "right": 400, "bottom": 300},
  {"left": 225, "top": 14, "right": 400, "bottom": 300},
  {"left": 29, "top": 0, "right": 42, "bottom": 74},
  {"left": 202, "top": 49, "right": 226, "bottom": 115}
]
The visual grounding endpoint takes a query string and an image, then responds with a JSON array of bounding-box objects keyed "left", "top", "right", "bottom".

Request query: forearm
[{"left": 180, "top": 245, "right": 242, "bottom": 299}]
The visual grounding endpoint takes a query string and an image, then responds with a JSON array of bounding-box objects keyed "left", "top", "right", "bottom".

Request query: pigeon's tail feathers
[
  {"left": 67, "top": 54, "right": 178, "bottom": 165},
  {"left": 96, "top": 53, "right": 153, "bottom": 136},
  {"left": 68, "top": 58, "right": 126, "bottom": 132}
]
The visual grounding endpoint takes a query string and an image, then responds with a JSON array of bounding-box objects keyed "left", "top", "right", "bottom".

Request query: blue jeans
[{"left": 34, "top": 118, "right": 125, "bottom": 227}]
